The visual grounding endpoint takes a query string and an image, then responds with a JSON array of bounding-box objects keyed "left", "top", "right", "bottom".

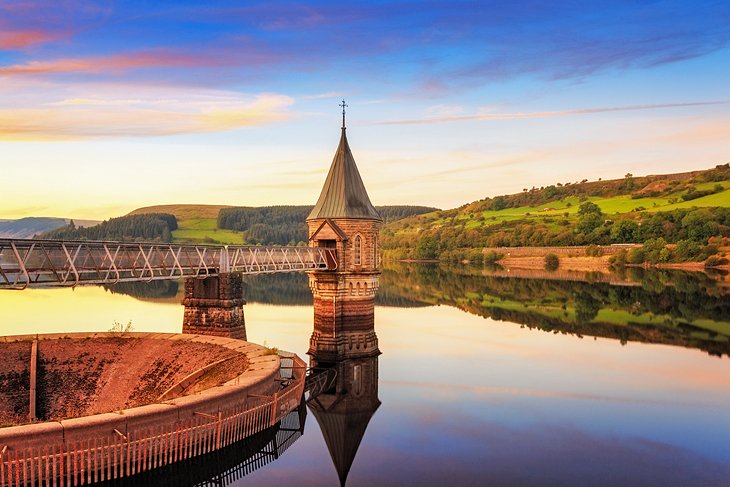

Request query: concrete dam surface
[{"left": 0, "top": 333, "right": 251, "bottom": 427}]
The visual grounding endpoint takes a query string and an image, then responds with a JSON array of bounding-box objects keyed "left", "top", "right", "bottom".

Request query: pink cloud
[
  {"left": 0, "top": 51, "right": 225, "bottom": 76},
  {"left": 0, "top": 29, "right": 65, "bottom": 49}
]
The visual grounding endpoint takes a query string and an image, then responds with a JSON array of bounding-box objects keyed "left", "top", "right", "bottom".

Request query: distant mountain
[
  {"left": 0, "top": 217, "right": 68, "bottom": 238},
  {"left": 0, "top": 218, "right": 101, "bottom": 239}
]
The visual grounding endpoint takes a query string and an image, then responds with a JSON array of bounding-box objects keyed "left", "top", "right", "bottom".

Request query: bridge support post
[{"left": 182, "top": 273, "right": 246, "bottom": 339}]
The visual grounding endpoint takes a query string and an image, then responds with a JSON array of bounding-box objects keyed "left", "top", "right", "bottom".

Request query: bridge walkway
[{"left": 0, "top": 239, "right": 336, "bottom": 289}]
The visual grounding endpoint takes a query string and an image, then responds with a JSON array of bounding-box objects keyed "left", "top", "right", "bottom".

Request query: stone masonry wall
[
  {"left": 182, "top": 273, "right": 246, "bottom": 339},
  {"left": 307, "top": 218, "right": 382, "bottom": 272}
]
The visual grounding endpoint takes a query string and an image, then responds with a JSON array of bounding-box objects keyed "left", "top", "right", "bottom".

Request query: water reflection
[
  {"left": 98, "top": 404, "right": 306, "bottom": 486},
  {"left": 2, "top": 263, "right": 730, "bottom": 485},
  {"left": 105, "top": 263, "right": 730, "bottom": 356},
  {"left": 307, "top": 345, "right": 380, "bottom": 486},
  {"left": 379, "top": 263, "right": 730, "bottom": 357}
]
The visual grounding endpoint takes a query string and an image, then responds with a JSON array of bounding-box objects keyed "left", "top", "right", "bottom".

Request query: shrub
[
  {"left": 642, "top": 238, "right": 668, "bottom": 263},
  {"left": 484, "top": 251, "right": 504, "bottom": 264},
  {"left": 681, "top": 187, "right": 715, "bottom": 201},
  {"left": 674, "top": 239, "right": 703, "bottom": 261},
  {"left": 705, "top": 255, "right": 729, "bottom": 268},
  {"left": 544, "top": 253, "right": 559, "bottom": 271},
  {"left": 609, "top": 249, "right": 628, "bottom": 267},
  {"left": 585, "top": 245, "right": 603, "bottom": 257},
  {"left": 627, "top": 248, "right": 646, "bottom": 264}
]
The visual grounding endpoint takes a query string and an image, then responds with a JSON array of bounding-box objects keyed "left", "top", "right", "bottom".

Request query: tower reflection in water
[{"left": 307, "top": 316, "right": 381, "bottom": 487}]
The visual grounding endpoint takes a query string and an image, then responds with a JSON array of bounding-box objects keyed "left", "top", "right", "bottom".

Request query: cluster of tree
[
  {"left": 217, "top": 205, "right": 438, "bottom": 245},
  {"left": 40, "top": 214, "right": 178, "bottom": 242},
  {"left": 681, "top": 183, "right": 725, "bottom": 201},
  {"left": 610, "top": 236, "right": 729, "bottom": 267},
  {"left": 218, "top": 206, "right": 310, "bottom": 245},
  {"left": 382, "top": 203, "right": 730, "bottom": 261}
]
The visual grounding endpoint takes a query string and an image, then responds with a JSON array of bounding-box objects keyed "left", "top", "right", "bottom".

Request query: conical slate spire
[{"left": 307, "top": 128, "right": 382, "bottom": 221}]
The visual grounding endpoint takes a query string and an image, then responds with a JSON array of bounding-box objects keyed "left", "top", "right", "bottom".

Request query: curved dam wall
[
  {"left": 0, "top": 333, "right": 283, "bottom": 451},
  {"left": 0, "top": 333, "right": 250, "bottom": 426}
]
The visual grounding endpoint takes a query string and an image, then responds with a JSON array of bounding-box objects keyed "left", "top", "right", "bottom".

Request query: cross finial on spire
[{"left": 339, "top": 99, "right": 348, "bottom": 129}]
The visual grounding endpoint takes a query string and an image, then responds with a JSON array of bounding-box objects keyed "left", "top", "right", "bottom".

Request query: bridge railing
[{"left": 0, "top": 239, "right": 336, "bottom": 289}]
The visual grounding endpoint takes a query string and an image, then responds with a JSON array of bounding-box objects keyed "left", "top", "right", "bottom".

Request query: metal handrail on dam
[
  {"left": 0, "top": 354, "right": 307, "bottom": 486},
  {"left": 0, "top": 239, "right": 337, "bottom": 289}
]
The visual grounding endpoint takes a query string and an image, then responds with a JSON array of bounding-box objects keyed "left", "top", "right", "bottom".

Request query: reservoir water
[{"left": 1, "top": 263, "right": 729, "bottom": 486}]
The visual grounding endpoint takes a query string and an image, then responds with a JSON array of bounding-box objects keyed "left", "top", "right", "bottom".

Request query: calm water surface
[{"left": 1, "top": 264, "right": 729, "bottom": 486}]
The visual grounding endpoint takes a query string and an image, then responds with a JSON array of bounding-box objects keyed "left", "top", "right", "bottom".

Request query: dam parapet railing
[{"left": 0, "top": 333, "right": 306, "bottom": 487}]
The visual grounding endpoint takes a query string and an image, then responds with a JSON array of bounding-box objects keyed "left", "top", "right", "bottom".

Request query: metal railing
[
  {"left": 0, "top": 355, "right": 306, "bottom": 486},
  {"left": 0, "top": 239, "right": 337, "bottom": 289}
]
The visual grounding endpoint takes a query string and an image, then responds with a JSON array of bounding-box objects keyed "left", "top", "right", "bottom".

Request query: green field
[
  {"left": 409, "top": 182, "right": 730, "bottom": 234},
  {"left": 172, "top": 218, "right": 244, "bottom": 244}
]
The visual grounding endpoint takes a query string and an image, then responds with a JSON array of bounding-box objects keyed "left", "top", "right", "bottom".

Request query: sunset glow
[{"left": 1, "top": 1, "right": 729, "bottom": 219}]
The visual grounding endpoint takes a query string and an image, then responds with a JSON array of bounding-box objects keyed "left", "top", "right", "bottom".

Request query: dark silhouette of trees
[{"left": 40, "top": 214, "right": 177, "bottom": 242}]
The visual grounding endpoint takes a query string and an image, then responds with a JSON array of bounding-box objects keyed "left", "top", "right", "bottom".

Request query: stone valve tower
[{"left": 307, "top": 101, "right": 382, "bottom": 361}]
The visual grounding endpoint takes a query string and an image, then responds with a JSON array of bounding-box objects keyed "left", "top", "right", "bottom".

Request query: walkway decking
[{"left": 0, "top": 239, "right": 336, "bottom": 289}]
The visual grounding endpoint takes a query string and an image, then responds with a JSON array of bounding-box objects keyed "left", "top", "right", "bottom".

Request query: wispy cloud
[
  {"left": 0, "top": 90, "right": 294, "bottom": 139},
  {"left": 0, "top": 29, "right": 66, "bottom": 49},
  {"left": 0, "top": 51, "right": 225, "bottom": 76},
  {"left": 2, "top": 2, "right": 728, "bottom": 94},
  {"left": 372, "top": 101, "right": 730, "bottom": 125},
  {"left": 302, "top": 91, "right": 345, "bottom": 100}
]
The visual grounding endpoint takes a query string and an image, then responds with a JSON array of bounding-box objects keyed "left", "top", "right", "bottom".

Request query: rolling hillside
[{"left": 382, "top": 164, "right": 730, "bottom": 261}]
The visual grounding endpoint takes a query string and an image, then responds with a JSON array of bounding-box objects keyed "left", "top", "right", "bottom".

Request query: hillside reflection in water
[{"left": 1, "top": 263, "right": 729, "bottom": 485}]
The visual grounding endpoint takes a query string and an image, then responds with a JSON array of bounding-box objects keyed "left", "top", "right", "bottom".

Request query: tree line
[
  {"left": 383, "top": 204, "right": 730, "bottom": 262},
  {"left": 40, "top": 213, "right": 178, "bottom": 242},
  {"left": 217, "top": 205, "right": 438, "bottom": 245}
]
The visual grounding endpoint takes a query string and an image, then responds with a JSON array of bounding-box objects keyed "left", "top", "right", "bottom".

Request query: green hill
[{"left": 381, "top": 164, "right": 730, "bottom": 261}]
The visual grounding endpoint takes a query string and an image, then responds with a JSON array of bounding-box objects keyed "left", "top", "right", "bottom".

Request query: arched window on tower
[{"left": 354, "top": 235, "right": 362, "bottom": 266}]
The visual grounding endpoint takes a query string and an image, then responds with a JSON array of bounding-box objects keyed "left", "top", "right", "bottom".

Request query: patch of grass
[
  {"left": 172, "top": 218, "right": 245, "bottom": 244},
  {"left": 172, "top": 228, "right": 244, "bottom": 244},
  {"left": 129, "top": 204, "right": 231, "bottom": 220},
  {"left": 178, "top": 218, "right": 218, "bottom": 230},
  {"left": 660, "top": 189, "right": 730, "bottom": 211}
]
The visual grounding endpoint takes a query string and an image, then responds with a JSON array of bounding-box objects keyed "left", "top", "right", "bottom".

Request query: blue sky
[{"left": 1, "top": 0, "right": 729, "bottom": 218}]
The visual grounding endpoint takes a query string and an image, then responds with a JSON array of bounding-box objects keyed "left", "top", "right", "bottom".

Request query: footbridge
[{"left": 0, "top": 238, "right": 336, "bottom": 290}]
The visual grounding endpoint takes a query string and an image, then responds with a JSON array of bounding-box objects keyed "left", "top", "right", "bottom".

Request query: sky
[{"left": 1, "top": 0, "right": 729, "bottom": 220}]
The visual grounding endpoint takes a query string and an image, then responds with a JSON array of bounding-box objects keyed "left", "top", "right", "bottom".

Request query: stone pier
[{"left": 182, "top": 273, "right": 246, "bottom": 339}]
